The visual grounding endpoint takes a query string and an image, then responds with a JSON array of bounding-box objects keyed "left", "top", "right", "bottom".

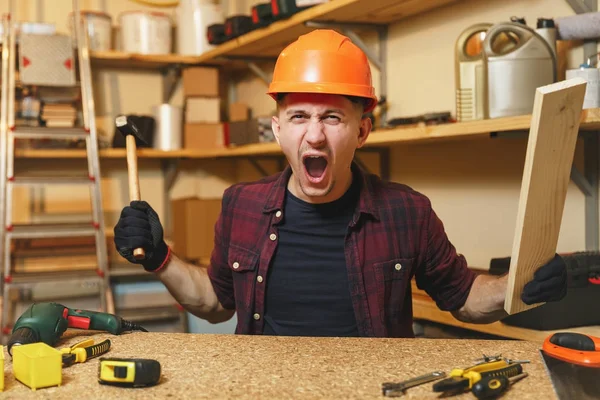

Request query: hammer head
[{"left": 115, "top": 115, "right": 149, "bottom": 146}]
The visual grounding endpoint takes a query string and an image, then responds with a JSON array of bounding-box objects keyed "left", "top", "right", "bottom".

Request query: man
[{"left": 114, "top": 29, "right": 567, "bottom": 337}]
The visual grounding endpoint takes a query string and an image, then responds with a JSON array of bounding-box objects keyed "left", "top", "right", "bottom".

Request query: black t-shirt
[{"left": 263, "top": 178, "right": 360, "bottom": 337}]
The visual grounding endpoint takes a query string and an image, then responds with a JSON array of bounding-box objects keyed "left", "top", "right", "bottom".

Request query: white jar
[
  {"left": 69, "top": 11, "right": 112, "bottom": 51},
  {"left": 176, "top": 0, "right": 224, "bottom": 55},
  {"left": 118, "top": 11, "right": 172, "bottom": 54}
]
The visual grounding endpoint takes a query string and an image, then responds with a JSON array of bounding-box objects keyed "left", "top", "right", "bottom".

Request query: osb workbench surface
[{"left": 1, "top": 331, "right": 557, "bottom": 399}]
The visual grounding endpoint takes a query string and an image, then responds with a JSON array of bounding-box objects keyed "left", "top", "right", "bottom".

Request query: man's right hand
[{"left": 113, "top": 200, "right": 170, "bottom": 272}]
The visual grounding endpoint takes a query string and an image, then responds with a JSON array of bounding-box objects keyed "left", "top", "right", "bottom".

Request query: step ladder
[{"left": 0, "top": 0, "right": 114, "bottom": 339}]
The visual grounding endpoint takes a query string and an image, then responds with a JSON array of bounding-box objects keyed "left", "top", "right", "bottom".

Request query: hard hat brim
[{"left": 267, "top": 81, "right": 378, "bottom": 113}]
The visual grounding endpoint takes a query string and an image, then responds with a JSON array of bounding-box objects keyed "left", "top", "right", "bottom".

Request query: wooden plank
[
  {"left": 504, "top": 78, "right": 587, "bottom": 315},
  {"left": 327, "top": 0, "right": 460, "bottom": 24}
]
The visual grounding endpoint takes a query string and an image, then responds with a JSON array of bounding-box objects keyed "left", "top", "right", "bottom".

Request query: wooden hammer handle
[{"left": 126, "top": 135, "right": 146, "bottom": 260}]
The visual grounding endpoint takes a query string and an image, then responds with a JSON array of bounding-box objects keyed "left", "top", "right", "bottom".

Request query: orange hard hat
[{"left": 267, "top": 29, "right": 378, "bottom": 113}]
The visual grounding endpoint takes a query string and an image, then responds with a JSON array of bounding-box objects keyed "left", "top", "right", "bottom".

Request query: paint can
[
  {"left": 69, "top": 10, "right": 112, "bottom": 51},
  {"left": 119, "top": 11, "right": 172, "bottom": 54}
]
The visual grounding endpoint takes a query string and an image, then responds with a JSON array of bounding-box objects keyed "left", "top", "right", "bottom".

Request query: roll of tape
[{"left": 152, "top": 104, "right": 182, "bottom": 151}]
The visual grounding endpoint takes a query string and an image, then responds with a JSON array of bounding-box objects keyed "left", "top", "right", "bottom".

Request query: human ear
[
  {"left": 356, "top": 116, "right": 372, "bottom": 148},
  {"left": 272, "top": 116, "right": 281, "bottom": 145}
]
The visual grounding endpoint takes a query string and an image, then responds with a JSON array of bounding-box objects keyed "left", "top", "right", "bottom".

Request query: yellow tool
[
  {"left": 432, "top": 357, "right": 526, "bottom": 393},
  {"left": 98, "top": 357, "right": 161, "bottom": 388},
  {"left": 60, "top": 338, "right": 111, "bottom": 367}
]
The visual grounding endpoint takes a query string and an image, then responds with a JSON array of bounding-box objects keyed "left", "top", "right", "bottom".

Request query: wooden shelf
[
  {"left": 197, "top": 0, "right": 465, "bottom": 60},
  {"left": 89, "top": 0, "right": 465, "bottom": 69},
  {"left": 14, "top": 109, "right": 600, "bottom": 160},
  {"left": 411, "top": 280, "right": 600, "bottom": 342},
  {"left": 89, "top": 51, "right": 212, "bottom": 69}
]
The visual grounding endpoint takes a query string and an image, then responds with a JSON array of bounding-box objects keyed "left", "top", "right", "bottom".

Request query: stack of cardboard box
[{"left": 182, "top": 67, "right": 225, "bottom": 150}]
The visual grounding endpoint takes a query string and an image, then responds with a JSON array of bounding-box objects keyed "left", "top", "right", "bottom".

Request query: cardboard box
[
  {"left": 182, "top": 67, "right": 220, "bottom": 97},
  {"left": 226, "top": 119, "right": 260, "bottom": 146},
  {"left": 186, "top": 97, "right": 221, "bottom": 123},
  {"left": 229, "top": 102, "right": 250, "bottom": 121},
  {"left": 172, "top": 197, "right": 222, "bottom": 261},
  {"left": 184, "top": 123, "right": 225, "bottom": 150}
]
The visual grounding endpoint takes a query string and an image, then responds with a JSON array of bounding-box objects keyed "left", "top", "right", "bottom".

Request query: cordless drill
[{"left": 7, "top": 302, "right": 148, "bottom": 356}]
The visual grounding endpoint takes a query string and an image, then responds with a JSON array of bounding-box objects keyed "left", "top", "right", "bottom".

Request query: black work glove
[
  {"left": 521, "top": 253, "right": 567, "bottom": 305},
  {"left": 114, "top": 200, "right": 170, "bottom": 272}
]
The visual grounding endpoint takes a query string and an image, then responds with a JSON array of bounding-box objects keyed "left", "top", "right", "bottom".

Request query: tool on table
[
  {"left": 60, "top": 338, "right": 111, "bottom": 367},
  {"left": 471, "top": 372, "right": 528, "bottom": 399},
  {"left": 381, "top": 370, "right": 446, "bottom": 397},
  {"left": 540, "top": 332, "right": 600, "bottom": 400},
  {"left": 432, "top": 358, "right": 524, "bottom": 393},
  {"left": 98, "top": 357, "right": 161, "bottom": 388},
  {"left": 7, "top": 302, "right": 148, "bottom": 357},
  {"left": 115, "top": 114, "right": 149, "bottom": 260}
]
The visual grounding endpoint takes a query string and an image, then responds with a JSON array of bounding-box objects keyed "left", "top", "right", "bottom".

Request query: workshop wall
[{"left": 1, "top": 0, "right": 592, "bottom": 333}]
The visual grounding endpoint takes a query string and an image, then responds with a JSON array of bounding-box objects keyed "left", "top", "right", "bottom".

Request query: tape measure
[{"left": 98, "top": 357, "right": 161, "bottom": 388}]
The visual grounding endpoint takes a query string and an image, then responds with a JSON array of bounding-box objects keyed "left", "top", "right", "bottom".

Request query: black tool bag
[
  {"left": 491, "top": 251, "right": 600, "bottom": 330},
  {"left": 112, "top": 115, "right": 155, "bottom": 148}
]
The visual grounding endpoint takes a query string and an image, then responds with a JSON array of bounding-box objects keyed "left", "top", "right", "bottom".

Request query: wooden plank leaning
[{"left": 504, "top": 77, "right": 587, "bottom": 315}]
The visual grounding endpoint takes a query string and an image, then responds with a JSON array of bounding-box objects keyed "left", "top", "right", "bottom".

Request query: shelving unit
[
  {"left": 13, "top": 108, "right": 600, "bottom": 161},
  {"left": 4, "top": 0, "right": 599, "bottom": 339}
]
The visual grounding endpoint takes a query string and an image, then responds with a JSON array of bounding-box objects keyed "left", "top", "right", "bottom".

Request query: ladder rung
[
  {"left": 7, "top": 222, "right": 98, "bottom": 239},
  {"left": 7, "top": 176, "right": 95, "bottom": 186},
  {"left": 8, "top": 176, "right": 94, "bottom": 185},
  {"left": 5, "top": 270, "right": 104, "bottom": 285},
  {"left": 11, "top": 126, "right": 88, "bottom": 140}
]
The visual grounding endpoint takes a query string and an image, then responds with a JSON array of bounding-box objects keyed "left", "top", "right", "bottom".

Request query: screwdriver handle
[
  {"left": 472, "top": 372, "right": 528, "bottom": 399},
  {"left": 472, "top": 375, "right": 509, "bottom": 399}
]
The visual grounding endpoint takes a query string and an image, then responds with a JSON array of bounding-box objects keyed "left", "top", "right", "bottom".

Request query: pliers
[{"left": 60, "top": 338, "right": 111, "bottom": 367}]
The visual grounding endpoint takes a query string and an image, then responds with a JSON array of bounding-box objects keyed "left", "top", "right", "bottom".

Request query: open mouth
[{"left": 303, "top": 155, "right": 328, "bottom": 183}]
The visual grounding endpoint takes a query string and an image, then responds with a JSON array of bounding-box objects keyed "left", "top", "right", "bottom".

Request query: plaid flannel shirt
[{"left": 207, "top": 162, "right": 476, "bottom": 337}]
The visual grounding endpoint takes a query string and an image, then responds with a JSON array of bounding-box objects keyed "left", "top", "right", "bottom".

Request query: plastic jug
[
  {"left": 483, "top": 21, "right": 556, "bottom": 118},
  {"left": 454, "top": 23, "right": 492, "bottom": 121}
]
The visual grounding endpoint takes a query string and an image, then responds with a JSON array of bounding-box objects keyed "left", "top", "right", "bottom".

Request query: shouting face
[{"left": 272, "top": 93, "right": 372, "bottom": 204}]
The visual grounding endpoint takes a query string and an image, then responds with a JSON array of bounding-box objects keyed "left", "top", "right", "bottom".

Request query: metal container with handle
[{"left": 483, "top": 21, "right": 556, "bottom": 119}]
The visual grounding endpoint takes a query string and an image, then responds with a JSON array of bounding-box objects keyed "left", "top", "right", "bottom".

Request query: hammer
[{"left": 115, "top": 115, "right": 148, "bottom": 260}]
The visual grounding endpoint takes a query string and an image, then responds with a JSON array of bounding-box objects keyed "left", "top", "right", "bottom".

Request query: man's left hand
[{"left": 521, "top": 253, "right": 567, "bottom": 305}]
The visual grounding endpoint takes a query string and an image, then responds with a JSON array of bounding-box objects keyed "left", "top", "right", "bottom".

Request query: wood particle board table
[{"left": 1, "top": 331, "right": 557, "bottom": 399}]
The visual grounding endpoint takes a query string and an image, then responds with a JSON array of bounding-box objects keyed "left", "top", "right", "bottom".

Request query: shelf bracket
[
  {"left": 161, "top": 159, "right": 180, "bottom": 238},
  {"left": 248, "top": 158, "right": 270, "bottom": 177},
  {"left": 221, "top": 56, "right": 277, "bottom": 87},
  {"left": 355, "top": 147, "right": 391, "bottom": 182},
  {"left": 304, "top": 20, "right": 388, "bottom": 128},
  {"left": 566, "top": 0, "right": 594, "bottom": 14},
  {"left": 247, "top": 62, "right": 271, "bottom": 85},
  {"left": 161, "top": 64, "right": 182, "bottom": 104}
]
